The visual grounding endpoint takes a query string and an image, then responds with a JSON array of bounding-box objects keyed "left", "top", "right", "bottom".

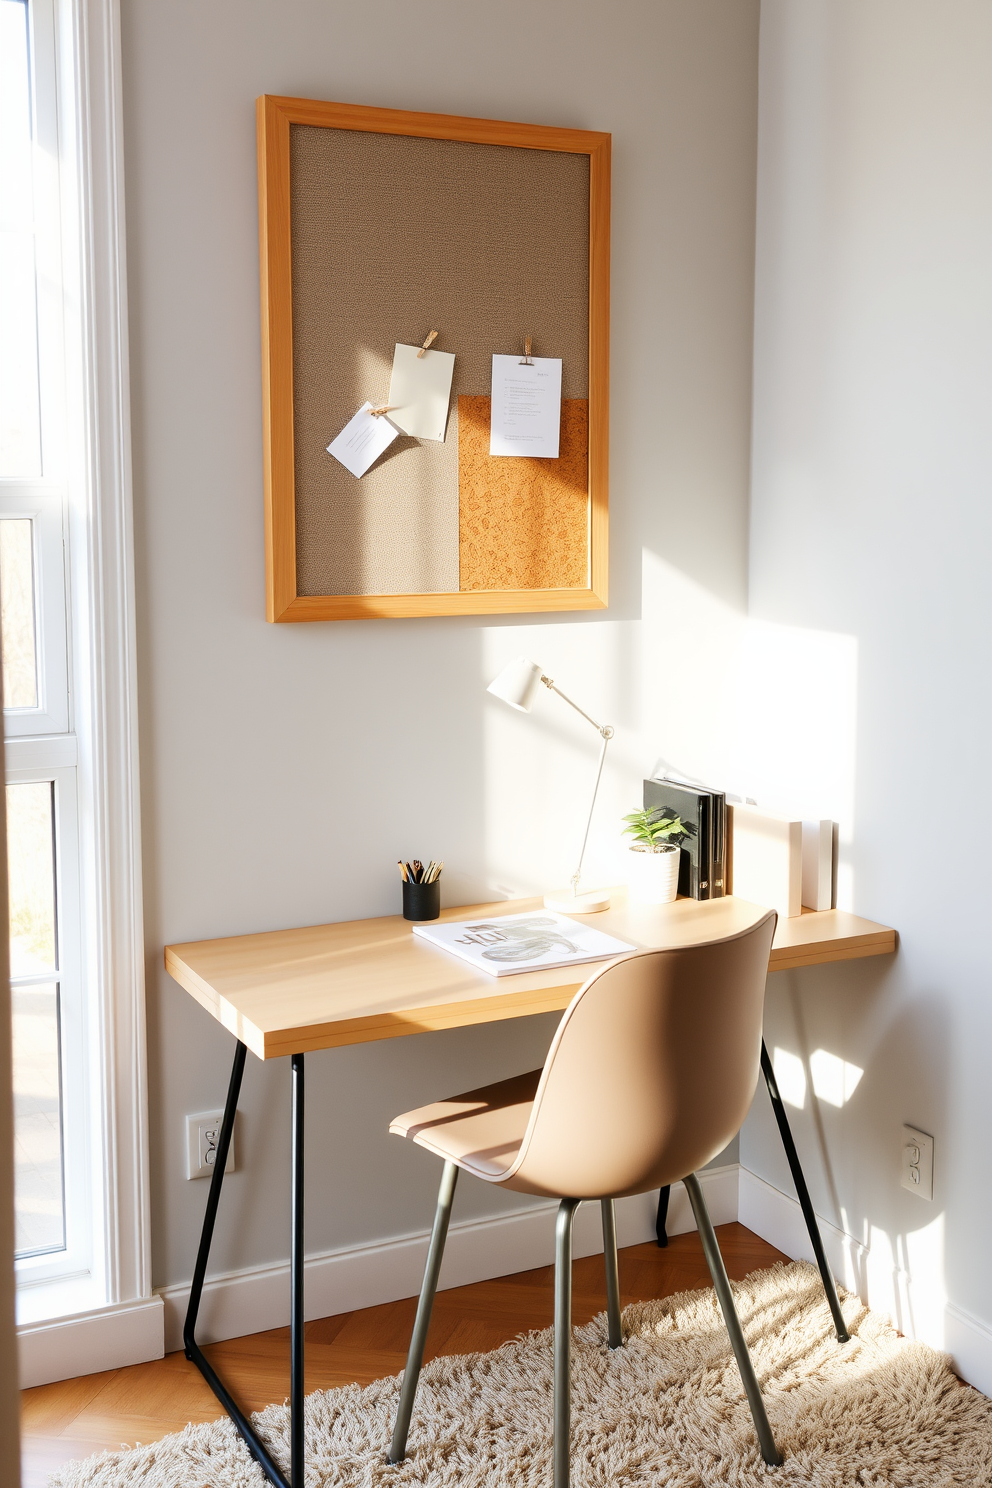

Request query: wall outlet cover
[
  {"left": 901, "top": 1123, "right": 933, "bottom": 1200},
  {"left": 186, "top": 1110, "right": 235, "bottom": 1180}
]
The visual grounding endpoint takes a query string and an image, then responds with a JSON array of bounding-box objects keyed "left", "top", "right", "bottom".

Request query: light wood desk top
[{"left": 165, "top": 893, "right": 897, "bottom": 1062}]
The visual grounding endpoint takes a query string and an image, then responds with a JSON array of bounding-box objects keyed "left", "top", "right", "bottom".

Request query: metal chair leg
[
  {"left": 388, "top": 1161, "right": 459, "bottom": 1464},
  {"left": 760, "top": 1040, "right": 849, "bottom": 1342},
  {"left": 684, "top": 1173, "right": 782, "bottom": 1468},
  {"left": 555, "top": 1199, "right": 580, "bottom": 1488},
  {"left": 600, "top": 1199, "right": 622, "bottom": 1349}
]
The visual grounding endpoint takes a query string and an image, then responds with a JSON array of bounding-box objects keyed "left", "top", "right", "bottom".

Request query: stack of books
[
  {"left": 642, "top": 776, "right": 726, "bottom": 901},
  {"left": 644, "top": 776, "right": 837, "bottom": 916}
]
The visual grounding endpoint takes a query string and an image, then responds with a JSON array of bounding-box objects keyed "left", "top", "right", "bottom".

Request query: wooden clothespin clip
[
  {"left": 417, "top": 330, "right": 439, "bottom": 359},
  {"left": 369, "top": 404, "right": 397, "bottom": 418},
  {"left": 519, "top": 335, "right": 534, "bottom": 366}
]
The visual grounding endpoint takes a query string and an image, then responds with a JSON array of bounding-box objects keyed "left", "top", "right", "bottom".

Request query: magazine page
[{"left": 412, "top": 910, "right": 636, "bottom": 977}]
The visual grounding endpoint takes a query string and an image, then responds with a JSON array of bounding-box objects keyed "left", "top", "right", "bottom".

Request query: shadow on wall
[
  {"left": 632, "top": 544, "right": 961, "bottom": 1359},
  {"left": 753, "top": 962, "right": 949, "bottom": 1352}
]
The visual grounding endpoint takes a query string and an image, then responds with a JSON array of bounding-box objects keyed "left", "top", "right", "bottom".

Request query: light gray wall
[
  {"left": 746, "top": 0, "right": 992, "bottom": 1348},
  {"left": 120, "top": 0, "right": 761, "bottom": 1290}
]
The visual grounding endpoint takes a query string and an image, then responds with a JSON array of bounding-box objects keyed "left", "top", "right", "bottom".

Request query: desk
[{"left": 166, "top": 892, "right": 896, "bottom": 1487}]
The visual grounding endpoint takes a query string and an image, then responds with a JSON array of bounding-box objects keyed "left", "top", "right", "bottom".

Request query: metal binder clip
[
  {"left": 519, "top": 335, "right": 534, "bottom": 366},
  {"left": 417, "top": 330, "right": 439, "bottom": 359}
]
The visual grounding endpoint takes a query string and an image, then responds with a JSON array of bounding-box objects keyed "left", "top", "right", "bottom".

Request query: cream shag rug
[{"left": 50, "top": 1262, "right": 992, "bottom": 1487}]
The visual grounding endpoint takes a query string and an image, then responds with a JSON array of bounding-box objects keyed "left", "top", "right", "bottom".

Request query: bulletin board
[{"left": 256, "top": 96, "right": 610, "bottom": 622}]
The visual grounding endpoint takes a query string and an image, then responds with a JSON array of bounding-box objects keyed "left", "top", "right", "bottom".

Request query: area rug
[{"left": 49, "top": 1262, "right": 992, "bottom": 1487}]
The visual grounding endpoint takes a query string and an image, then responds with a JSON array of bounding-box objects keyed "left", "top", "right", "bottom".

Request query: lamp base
[{"left": 543, "top": 887, "right": 611, "bottom": 914}]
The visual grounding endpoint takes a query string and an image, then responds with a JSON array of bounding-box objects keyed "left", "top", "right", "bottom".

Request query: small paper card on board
[
  {"left": 412, "top": 910, "right": 635, "bottom": 977},
  {"left": 490, "top": 354, "right": 563, "bottom": 458},
  {"left": 387, "top": 343, "right": 456, "bottom": 441},
  {"left": 326, "top": 402, "right": 400, "bottom": 477}
]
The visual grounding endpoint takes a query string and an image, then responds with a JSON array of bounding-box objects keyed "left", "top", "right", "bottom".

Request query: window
[
  {"left": 0, "top": 0, "right": 148, "bottom": 1360},
  {"left": 1, "top": 0, "right": 89, "bottom": 1291}
]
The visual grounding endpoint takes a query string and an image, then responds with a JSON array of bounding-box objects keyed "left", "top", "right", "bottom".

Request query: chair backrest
[{"left": 504, "top": 910, "right": 777, "bottom": 1200}]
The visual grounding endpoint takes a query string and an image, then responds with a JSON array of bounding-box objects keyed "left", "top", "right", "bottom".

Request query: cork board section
[
  {"left": 458, "top": 397, "right": 588, "bottom": 590},
  {"left": 257, "top": 97, "right": 611, "bottom": 621}
]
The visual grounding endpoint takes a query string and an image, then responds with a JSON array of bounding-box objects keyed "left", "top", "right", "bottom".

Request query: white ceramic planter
[{"left": 626, "top": 843, "right": 680, "bottom": 905}]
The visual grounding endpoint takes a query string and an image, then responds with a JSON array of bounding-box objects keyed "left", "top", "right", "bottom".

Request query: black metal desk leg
[
  {"left": 760, "top": 1039, "right": 850, "bottom": 1343},
  {"left": 291, "top": 1053, "right": 305, "bottom": 1487},
  {"left": 183, "top": 1042, "right": 290, "bottom": 1487},
  {"left": 655, "top": 1185, "right": 670, "bottom": 1247}
]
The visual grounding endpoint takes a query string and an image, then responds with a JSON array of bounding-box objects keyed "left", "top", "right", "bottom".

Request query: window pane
[
  {"left": 0, "top": 0, "right": 41, "bottom": 477},
  {"left": 0, "top": 518, "right": 38, "bottom": 708},
  {"left": 12, "top": 982, "right": 65, "bottom": 1256},
  {"left": 7, "top": 780, "right": 57, "bottom": 975}
]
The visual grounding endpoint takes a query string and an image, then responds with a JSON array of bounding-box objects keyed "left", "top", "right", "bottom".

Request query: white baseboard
[
  {"left": 159, "top": 1166, "right": 740, "bottom": 1355},
  {"left": 945, "top": 1302, "right": 992, "bottom": 1398},
  {"left": 739, "top": 1168, "right": 992, "bottom": 1398},
  {"left": 22, "top": 1164, "right": 992, "bottom": 1404},
  {"left": 13, "top": 1166, "right": 740, "bottom": 1384},
  {"left": 738, "top": 1167, "right": 867, "bottom": 1295},
  {"left": 17, "top": 1295, "right": 165, "bottom": 1389}
]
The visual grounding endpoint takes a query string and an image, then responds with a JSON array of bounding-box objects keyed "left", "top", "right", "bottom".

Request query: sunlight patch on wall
[
  {"left": 639, "top": 553, "right": 858, "bottom": 875},
  {"left": 729, "top": 619, "right": 858, "bottom": 831},
  {"left": 809, "top": 1048, "right": 864, "bottom": 1107},
  {"left": 902, "top": 1213, "right": 947, "bottom": 1348},
  {"left": 773, "top": 1046, "right": 807, "bottom": 1109},
  {"left": 864, "top": 1214, "right": 947, "bottom": 1351}
]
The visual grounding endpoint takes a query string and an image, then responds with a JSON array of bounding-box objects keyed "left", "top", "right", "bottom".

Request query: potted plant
[{"left": 621, "top": 806, "right": 691, "bottom": 904}]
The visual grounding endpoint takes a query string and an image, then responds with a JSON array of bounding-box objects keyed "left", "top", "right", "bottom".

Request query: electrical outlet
[
  {"left": 186, "top": 1110, "right": 235, "bottom": 1180},
  {"left": 901, "top": 1124, "right": 933, "bottom": 1200}
]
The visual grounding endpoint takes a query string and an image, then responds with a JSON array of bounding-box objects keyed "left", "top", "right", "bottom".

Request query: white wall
[
  {"left": 121, "top": 0, "right": 761, "bottom": 1292},
  {"left": 747, "top": 0, "right": 992, "bottom": 1377}
]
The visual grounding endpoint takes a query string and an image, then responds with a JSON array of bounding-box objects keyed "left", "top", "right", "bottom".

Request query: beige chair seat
[{"left": 390, "top": 1070, "right": 541, "bottom": 1183}]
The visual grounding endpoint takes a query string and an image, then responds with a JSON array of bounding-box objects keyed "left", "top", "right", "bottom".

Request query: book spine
[
  {"left": 710, "top": 793, "right": 726, "bottom": 898},
  {"left": 677, "top": 834, "right": 694, "bottom": 898},
  {"left": 697, "top": 793, "right": 711, "bottom": 900}
]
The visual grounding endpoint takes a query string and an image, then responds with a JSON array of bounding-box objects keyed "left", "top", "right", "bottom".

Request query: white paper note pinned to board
[
  {"left": 387, "top": 343, "right": 456, "bottom": 442},
  {"left": 326, "top": 402, "right": 400, "bottom": 478},
  {"left": 489, "top": 354, "right": 563, "bottom": 458}
]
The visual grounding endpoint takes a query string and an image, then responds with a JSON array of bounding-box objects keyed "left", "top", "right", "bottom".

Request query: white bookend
[
  {"left": 729, "top": 804, "right": 802, "bottom": 918},
  {"left": 802, "top": 819, "right": 835, "bottom": 911}
]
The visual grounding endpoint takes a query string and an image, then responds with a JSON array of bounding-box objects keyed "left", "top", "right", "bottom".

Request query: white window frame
[
  {"left": 7, "top": 757, "right": 89, "bottom": 1287},
  {"left": 6, "top": 0, "right": 150, "bottom": 1343},
  {"left": 0, "top": 493, "right": 69, "bottom": 736}
]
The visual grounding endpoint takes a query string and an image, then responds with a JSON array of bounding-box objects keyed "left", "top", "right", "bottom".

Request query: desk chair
[{"left": 387, "top": 912, "right": 783, "bottom": 1485}]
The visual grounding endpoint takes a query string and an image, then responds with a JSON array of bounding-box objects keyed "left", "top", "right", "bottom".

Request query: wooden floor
[{"left": 20, "top": 1223, "right": 786, "bottom": 1487}]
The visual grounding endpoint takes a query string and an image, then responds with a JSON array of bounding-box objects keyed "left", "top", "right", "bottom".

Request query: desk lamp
[{"left": 487, "top": 656, "right": 613, "bottom": 912}]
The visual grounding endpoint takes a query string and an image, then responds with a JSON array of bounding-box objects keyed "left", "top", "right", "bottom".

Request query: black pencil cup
[{"left": 403, "top": 879, "right": 441, "bottom": 922}]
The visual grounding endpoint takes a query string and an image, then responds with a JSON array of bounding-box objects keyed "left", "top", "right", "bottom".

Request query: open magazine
[{"left": 412, "top": 910, "right": 636, "bottom": 977}]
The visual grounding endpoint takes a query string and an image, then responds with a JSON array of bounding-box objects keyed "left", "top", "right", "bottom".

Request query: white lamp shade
[{"left": 487, "top": 656, "right": 544, "bottom": 712}]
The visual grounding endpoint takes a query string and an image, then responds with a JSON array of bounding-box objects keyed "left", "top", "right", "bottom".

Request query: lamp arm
[
  {"left": 570, "top": 728, "right": 612, "bottom": 895},
  {"left": 537, "top": 675, "right": 613, "bottom": 897},
  {"left": 542, "top": 676, "right": 608, "bottom": 735}
]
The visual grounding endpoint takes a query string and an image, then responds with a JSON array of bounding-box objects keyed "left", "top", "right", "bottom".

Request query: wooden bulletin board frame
[{"left": 256, "top": 96, "right": 611, "bottom": 622}]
